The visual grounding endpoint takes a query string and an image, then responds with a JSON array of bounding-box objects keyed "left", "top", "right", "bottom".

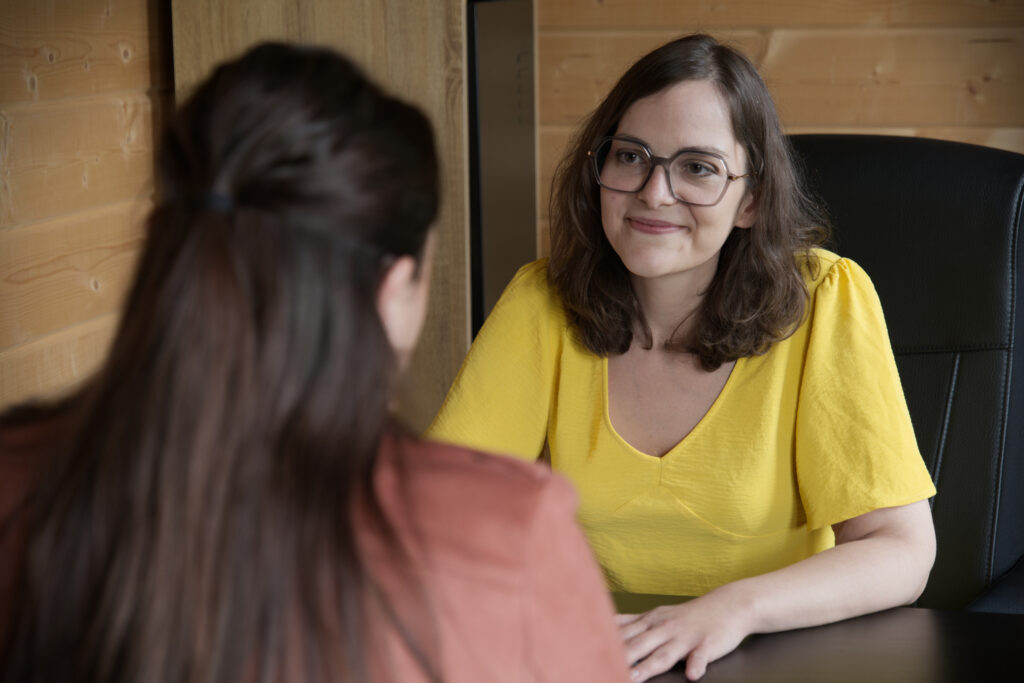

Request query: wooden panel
[
  {"left": 764, "top": 28, "right": 1024, "bottom": 126},
  {"left": 1, "top": 92, "right": 166, "bottom": 227},
  {"left": 0, "top": 0, "right": 170, "bottom": 409},
  {"left": 0, "top": 200, "right": 146, "bottom": 349},
  {"left": 538, "top": 31, "right": 767, "bottom": 127},
  {"left": 170, "top": 0, "right": 468, "bottom": 432},
  {"left": 539, "top": 29, "right": 1024, "bottom": 127},
  {"left": 0, "top": 312, "right": 119, "bottom": 409},
  {"left": 539, "top": 0, "right": 1024, "bottom": 28},
  {"left": 168, "top": 0, "right": 304, "bottom": 101},
  {"left": 0, "top": 0, "right": 171, "bottom": 105}
]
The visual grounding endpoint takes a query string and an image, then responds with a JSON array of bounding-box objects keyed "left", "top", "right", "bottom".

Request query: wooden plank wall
[
  {"left": 170, "top": 0, "right": 468, "bottom": 431},
  {"left": 536, "top": 0, "right": 1024, "bottom": 252},
  {"left": 0, "top": 0, "right": 172, "bottom": 409}
]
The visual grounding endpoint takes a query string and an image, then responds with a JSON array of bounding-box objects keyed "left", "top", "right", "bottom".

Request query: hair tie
[{"left": 202, "top": 191, "right": 235, "bottom": 214}]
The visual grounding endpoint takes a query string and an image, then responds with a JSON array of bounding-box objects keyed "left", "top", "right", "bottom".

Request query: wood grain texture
[
  {"left": 0, "top": 0, "right": 171, "bottom": 105},
  {"left": 538, "top": 30, "right": 767, "bottom": 127},
  {"left": 539, "top": 0, "right": 1024, "bottom": 28},
  {"left": 539, "top": 28, "right": 1024, "bottom": 127},
  {"left": 764, "top": 28, "right": 1024, "bottom": 126},
  {"left": 170, "top": 0, "right": 468, "bottom": 431},
  {"left": 1, "top": 92, "right": 166, "bottom": 227},
  {"left": 1, "top": 0, "right": 170, "bottom": 409},
  {"left": 0, "top": 312, "right": 119, "bottom": 407},
  {"left": 169, "top": 0, "right": 304, "bottom": 101},
  {"left": 0, "top": 200, "right": 146, "bottom": 349}
]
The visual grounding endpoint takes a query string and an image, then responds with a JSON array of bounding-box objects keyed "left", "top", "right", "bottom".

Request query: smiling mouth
[{"left": 627, "top": 217, "right": 684, "bottom": 234}]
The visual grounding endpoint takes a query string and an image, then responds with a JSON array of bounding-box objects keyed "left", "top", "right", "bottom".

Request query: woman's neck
[{"left": 631, "top": 267, "right": 714, "bottom": 347}]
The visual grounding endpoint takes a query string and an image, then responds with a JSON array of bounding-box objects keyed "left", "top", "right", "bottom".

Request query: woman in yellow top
[{"left": 428, "top": 34, "right": 937, "bottom": 681}]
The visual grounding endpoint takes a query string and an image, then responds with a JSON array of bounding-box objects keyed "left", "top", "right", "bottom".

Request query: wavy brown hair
[
  {"left": 548, "top": 34, "right": 828, "bottom": 370},
  {"left": 2, "top": 43, "right": 439, "bottom": 683}
]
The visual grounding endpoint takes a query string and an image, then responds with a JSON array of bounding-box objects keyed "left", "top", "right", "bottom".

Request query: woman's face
[{"left": 599, "top": 79, "right": 757, "bottom": 292}]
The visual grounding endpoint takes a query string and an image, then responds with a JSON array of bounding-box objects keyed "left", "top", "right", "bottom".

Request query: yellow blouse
[{"left": 427, "top": 250, "right": 936, "bottom": 596}]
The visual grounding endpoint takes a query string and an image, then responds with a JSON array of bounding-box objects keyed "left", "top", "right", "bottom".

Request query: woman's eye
[
  {"left": 615, "top": 150, "right": 646, "bottom": 166},
  {"left": 684, "top": 161, "right": 717, "bottom": 176}
]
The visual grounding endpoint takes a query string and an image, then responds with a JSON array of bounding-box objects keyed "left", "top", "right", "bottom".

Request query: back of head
[
  {"left": 134, "top": 41, "right": 438, "bottom": 463},
  {"left": 2, "top": 42, "right": 438, "bottom": 683}
]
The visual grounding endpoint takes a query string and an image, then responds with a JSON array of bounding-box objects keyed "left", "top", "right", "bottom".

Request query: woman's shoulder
[
  {"left": 510, "top": 256, "right": 549, "bottom": 284},
  {"left": 379, "top": 432, "right": 574, "bottom": 531},
  {"left": 799, "top": 247, "right": 872, "bottom": 293},
  {"left": 479, "top": 256, "right": 568, "bottom": 342},
  {"left": 502, "top": 257, "right": 558, "bottom": 305},
  {"left": 373, "top": 433, "right": 578, "bottom": 599},
  {"left": 372, "top": 433, "right": 627, "bottom": 683}
]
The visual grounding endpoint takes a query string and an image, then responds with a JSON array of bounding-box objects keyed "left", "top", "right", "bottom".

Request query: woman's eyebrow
[
  {"left": 670, "top": 145, "right": 730, "bottom": 159},
  {"left": 617, "top": 133, "right": 730, "bottom": 160}
]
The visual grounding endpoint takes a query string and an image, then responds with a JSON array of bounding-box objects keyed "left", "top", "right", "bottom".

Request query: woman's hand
[{"left": 618, "top": 587, "right": 753, "bottom": 682}]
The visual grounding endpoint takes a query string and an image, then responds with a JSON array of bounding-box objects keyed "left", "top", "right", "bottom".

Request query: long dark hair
[
  {"left": 2, "top": 42, "right": 439, "bottom": 682},
  {"left": 548, "top": 34, "right": 828, "bottom": 370}
]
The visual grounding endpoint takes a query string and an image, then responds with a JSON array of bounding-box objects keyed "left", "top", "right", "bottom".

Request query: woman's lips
[{"left": 627, "top": 217, "right": 683, "bottom": 234}]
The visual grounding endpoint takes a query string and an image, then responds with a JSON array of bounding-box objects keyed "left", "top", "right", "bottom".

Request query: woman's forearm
[
  {"left": 621, "top": 500, "right": 935, "bottom": 681},
  {"left": 722, "top": 499, "right": 936, "bottom": 634}
]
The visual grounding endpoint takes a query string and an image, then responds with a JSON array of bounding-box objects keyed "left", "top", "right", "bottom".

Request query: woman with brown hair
[
  {"left": 0, "top": 43, "right": 629, "bottom": 683},
  {"left": 429, "top": 34, "right": 937, "bottom": 681}
]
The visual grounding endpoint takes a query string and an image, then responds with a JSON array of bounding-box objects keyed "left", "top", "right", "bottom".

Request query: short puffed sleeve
[
  {"left": 795, "top": 257, "right": 937, "bottom": 530},
  {"left": 426, "top": 259, "right": 562, "bottom": 462}
]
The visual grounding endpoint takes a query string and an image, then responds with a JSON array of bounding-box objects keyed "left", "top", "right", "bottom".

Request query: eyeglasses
[{"left": 588, "top": 136, "right": 754, "bottom": 207}]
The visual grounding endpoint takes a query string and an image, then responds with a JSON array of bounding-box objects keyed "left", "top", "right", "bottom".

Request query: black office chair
[{"left": 788, "top": 134, "right": 1024, "bottom": 613}]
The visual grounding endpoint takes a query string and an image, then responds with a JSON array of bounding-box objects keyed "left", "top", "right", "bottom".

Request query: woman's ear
[
  {"left": 376, "top": 233, "right": 435, "bottom": 365},
  {"left": 734, "top": 189, "right": 758, "bottom": 229}
]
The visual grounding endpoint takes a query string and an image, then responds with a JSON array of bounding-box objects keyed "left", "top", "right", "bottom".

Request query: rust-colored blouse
[{"left": 0, "top": 425, "right": 629, "bottom": 682}]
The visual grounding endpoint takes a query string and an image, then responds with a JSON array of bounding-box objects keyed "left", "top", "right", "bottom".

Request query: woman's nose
[{"left": 635, "top": 165, "right": 677, "bottom": 207}]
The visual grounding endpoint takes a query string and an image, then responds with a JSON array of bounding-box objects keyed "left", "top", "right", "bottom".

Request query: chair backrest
[{"left": 789, "top": 134, "right": 1024, "bottom": 610}]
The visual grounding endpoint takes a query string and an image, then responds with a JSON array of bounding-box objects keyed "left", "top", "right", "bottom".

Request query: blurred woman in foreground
[{"left": 0, "top": 43, "right": 628, "bottom": 683}]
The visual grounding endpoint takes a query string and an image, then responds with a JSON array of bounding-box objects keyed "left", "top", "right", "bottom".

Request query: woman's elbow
[{"left": 903, "top": 502, "right": 937, "bottom": 603}]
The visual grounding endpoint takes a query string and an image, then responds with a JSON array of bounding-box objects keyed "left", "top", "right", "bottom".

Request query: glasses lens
[
  {"left": 669, "top": 152, "right": 728, "bottom": 205},
  {"left": 595, "top": 138, "right": 651, "bottom": 192}
]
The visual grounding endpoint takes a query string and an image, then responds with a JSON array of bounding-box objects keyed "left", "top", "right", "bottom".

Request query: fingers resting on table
[{"left": 618, "top": 594, "right": 751, "bottom": 682}]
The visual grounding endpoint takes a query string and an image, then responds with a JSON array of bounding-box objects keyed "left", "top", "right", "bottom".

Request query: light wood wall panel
[
  {"left": 0, "top": 0, "right": 163, "bottom": 105},
  {"left": 170, "top": 0, "right": 468, "bottom": 432},
  {"left": 0, "top": 201, "right": 148, "bottom": 349},
  {"left": 0, "top": 313, "right": 120, "bottom": 405},
  {"left": 539, "top": 31, "right": 767, "bottom": 128},
  {"left": 765, "top": 28, "right": 1024, "bottom": 127},
  {"left": 536, "top": 1, "right": 1024, "bottom": 251},
  {"left": 540, "top": 0, "right": 1024, "bottom": 28},
  {"left": 2, "top": 93, "right": 164, "bottom": 226},
  {"left": 0, "top": 0, "right": 171, "bottom": 409},
  {"left": 540, "top": 29, "right": 1024, "bottom": 127}
]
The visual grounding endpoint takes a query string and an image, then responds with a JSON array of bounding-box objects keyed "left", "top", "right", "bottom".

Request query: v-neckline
[{"left": 601, "top": 355, "right": 742, "bottom": 459}]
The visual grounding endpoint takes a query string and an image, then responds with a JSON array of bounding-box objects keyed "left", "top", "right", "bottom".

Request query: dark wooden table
[{"left": 647, "top": 606, "right": 1024, "bottom": 682}]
